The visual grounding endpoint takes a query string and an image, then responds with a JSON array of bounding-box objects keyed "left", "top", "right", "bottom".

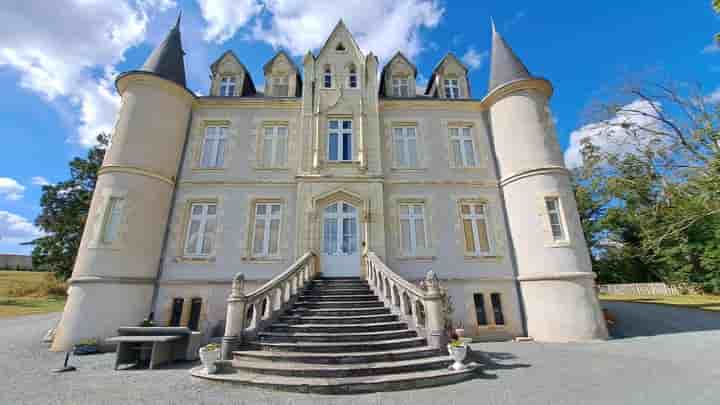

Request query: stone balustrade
[
  {"left": 363, "top": 252, "right": 447, "bottom": 349},
  {"left": 220, "top": 252, "right": 318, "bottom": 360}
]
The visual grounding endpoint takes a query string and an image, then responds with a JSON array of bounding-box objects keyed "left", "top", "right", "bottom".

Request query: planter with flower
[
  {"left": 199, "top": 343, "right": 220, "bottom": 374},
  {"left": 446, "top": 332, "right": 468, "bottom": 371}
]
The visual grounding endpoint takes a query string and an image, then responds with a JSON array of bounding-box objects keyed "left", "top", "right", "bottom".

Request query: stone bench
[{"left": 108, "top": 327, "right": 203, "bottom": 370}]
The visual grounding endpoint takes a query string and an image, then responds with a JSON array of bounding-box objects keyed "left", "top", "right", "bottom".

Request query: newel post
[
  {"left": 423, "top": 269, "right": 447, "bottom": 350},
  {"left": 221, "top": 272, "right": 248, "bottom": 360}
]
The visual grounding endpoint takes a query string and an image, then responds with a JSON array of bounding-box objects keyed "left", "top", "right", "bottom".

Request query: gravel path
[{"left": 2, "top": 302, "right": 719, "bottom": 405}]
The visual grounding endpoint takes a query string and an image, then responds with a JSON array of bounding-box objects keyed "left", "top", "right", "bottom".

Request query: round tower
[
  {"left": 52, "top": 17, "right": 194, "bottom": 351},
  {"left": 486, "top": 26, "right": 607, "bottom": 341}
]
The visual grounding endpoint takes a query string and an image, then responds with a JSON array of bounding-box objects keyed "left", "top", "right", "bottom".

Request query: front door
[{"left": 321, "top": 202, "right": 360, "bottom": 277}]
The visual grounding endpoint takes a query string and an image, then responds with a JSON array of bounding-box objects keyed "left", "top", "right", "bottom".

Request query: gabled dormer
[
  {"left": 380, "top": 52, "right": 417, "bottom": 98},
  {"left": 263, "top": 50, "right": 302, "bottom": 97},
  {"left": 315, "top": 20, "right": 364, "bottom": 91},
  {"left": 209, "top": 50, "right": 256, "bottom": 97},
  {"left": 424, "top": 53, "right": 470, "bottom": 99}
]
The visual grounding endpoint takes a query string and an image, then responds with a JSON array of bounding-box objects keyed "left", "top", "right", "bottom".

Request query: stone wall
[
  {"left": 599, "top": 283, "right": 686, "bottom": 296},
  {"left": 0, "top": 254, "right": 32, "bottom": 270}
]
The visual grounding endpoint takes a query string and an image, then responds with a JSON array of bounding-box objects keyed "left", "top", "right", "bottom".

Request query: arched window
[
  {"left": 347, "top": 64, "right": 358, "bottom": 89},
  {"left": 323, "top": 65, "right": 332, "bottom": 88}
]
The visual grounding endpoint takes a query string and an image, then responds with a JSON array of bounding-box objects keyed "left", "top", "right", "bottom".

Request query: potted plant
[
  {"left": 446, "top": 332, "right": 468, "bottom": 371},
  {"left": 199, "top": 343, "right": 220, "bottom": 374},
  {"left": 454, "top": 320, "right": 465, "bottom": 338},
  {"left": 73, "top": 338, "right": 99, "bottom": 355}
]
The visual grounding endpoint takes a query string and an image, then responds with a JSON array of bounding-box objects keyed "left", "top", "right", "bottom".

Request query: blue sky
[{"left": 0, "top": 0, "right": 717, "bottom": 254}]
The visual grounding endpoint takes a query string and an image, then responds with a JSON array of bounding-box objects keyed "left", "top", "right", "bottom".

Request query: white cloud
[
  {"left": 702, "top": 42, "right": 720, "bottom": 54},
  {"left": 705, "top": 87, "right": 720, "bottom": 104},
  {"left": 564, "top": 100, "right": 663, "bottom": 168},
  {"left": 197, "top": 0, "right": 444, "bottom": 62},
  {"left": 31, "top": 177, "right": 50, "bottom": 186},
  {"left": 461, "top": 47, "right": 488, "bottom": 70},
  {"left": 0, "top": 178, "right": 25, "bottom": 201},
  {"left": 0, "top": 211, "right": 43, "bottom": 244},
  {"left": 0, "top": 1, "right": 174, "bottom": 146}
]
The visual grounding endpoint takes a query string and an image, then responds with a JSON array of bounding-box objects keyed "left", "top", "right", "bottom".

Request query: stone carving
[
  {"left": 232, "top": 272, "right": 245, "bottom": 295},
  {"left": 424, "top": 269, "right": 440, "bottom": 290}
]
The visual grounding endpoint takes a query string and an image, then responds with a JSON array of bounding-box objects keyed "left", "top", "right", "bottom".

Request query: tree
[{"left": 29, "top": 134, "right": 108, "bottom": 280}]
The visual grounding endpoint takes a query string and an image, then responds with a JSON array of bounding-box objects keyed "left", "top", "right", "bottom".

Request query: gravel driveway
[{"left": 2, "top": 302, "right": 719, "bottom": 405}]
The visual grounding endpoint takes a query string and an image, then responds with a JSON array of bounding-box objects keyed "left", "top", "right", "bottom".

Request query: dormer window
[
  {"left": 392, "top": 77, "right": 410, "bottom": 97},
  {"left": 336, "top": 42, "right": 346, "bottom": 52},
  {"left": 219, "top": 76, "right": 236, "bottom": 96},
  {"left": 272, "top": 75, "right": 289, "bottom": 97},
  {"left": 347, "top": 65, "right": 358, "bottom": 89},
  {"left": 444, "top": 78, "right": 460, "bottom": 99},
  {"left": 323, "top": 65, "right": 332, "bottom": 89}
]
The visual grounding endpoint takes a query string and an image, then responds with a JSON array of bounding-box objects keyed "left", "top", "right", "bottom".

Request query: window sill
[
  {"left": 176, "top": 256, "right": 216, "bottom": 263},
  {"left": 546, "top": 241, "right": 573, "bottom": 248},
  {"left": 325, "top": 160, "right": 361, "bottom": 166},
  {"left": 254, "top": 167, "right": 290, "bottom": 172},
  {"left": 394, "top": 256, "right": 436, "bottom": 262},
  {"left": 192, "top": 167, "right": 226, "bottom": 172},
  {"left": 464, "top": 255, "right": 502, "bottom": 262},
  {"left": 476, "top": 325, "right": 506, "bottom": 330},
  {"left": 242, "top": 257, "right": 284, "bottom": 263},
  {"left": 390, "top": 167, "right": 427, "bottom": 172},
  {"left": 450, "top": 166, "right": 485, "bottom": 171},
  {"left": 89, "top": 243, "right": 123, "bottom": 251}
]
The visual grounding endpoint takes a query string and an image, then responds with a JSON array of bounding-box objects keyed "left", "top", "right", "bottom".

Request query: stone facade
[{"left": 52, "top": 19, "right": 607, "bottom": 352}]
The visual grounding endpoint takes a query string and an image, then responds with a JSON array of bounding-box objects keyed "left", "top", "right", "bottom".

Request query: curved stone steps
[
  {"left": 257, "top": 329, "right": 417, "bottom": 343},
  {"left": 234, "top": 346, "right": 443, "bottom": 365},
  {"left": 279, "top": 313, "right": 398, "bottom": 325},
  {"left": 191, "top": 365, "right": 478, "bottom": 394},
  {"left": 250, "top": 336, "right": 427, "bottom": 353},
  {"left": 269, "top": 321, "right": 408, "bottom": 333},
  {"left": 298, "top": 294, "right": 378, "bottom": 301},
  {"left": 293, "top": 300, "right": 385, "bottom": 308},
  {"left": 288, "top": 307, "right": 390, "bottom": 317}
]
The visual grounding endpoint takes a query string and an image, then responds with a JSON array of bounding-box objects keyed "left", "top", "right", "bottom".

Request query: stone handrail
[
  {"left": 220, "top": 251, "right": 318, "bottom": 359},
  {"left": 363, "top": 252, "right": 447, "bottom": 349}
]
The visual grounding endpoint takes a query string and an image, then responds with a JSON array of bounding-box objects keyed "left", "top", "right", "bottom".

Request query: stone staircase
[{"left": 193, "top": 276, "right": 477, "bottom": 393}]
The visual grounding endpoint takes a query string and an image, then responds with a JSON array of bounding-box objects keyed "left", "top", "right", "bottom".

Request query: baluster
[{"left": 221, "top": 273, "right": 247, "bottom": 360}]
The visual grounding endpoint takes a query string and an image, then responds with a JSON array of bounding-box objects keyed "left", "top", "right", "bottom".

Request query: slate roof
[
  {"left": 488, "top": 24, "right": 531, "bottom": 92},
  {"left": 379, "top": 51, "right": 417, "bottom": 97},
  {"left": 141, "top": 13, "right": 187, "bottom": 87}
]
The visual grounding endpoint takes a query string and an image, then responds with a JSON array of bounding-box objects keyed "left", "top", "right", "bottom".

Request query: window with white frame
[
  {"left": 399, "top": 203, "right": 427, "bottom": 256},
  {"left": 200, "top": 126, "right": 227, "bottom": 168},
  {"left": 262, "top": 125, "right": 288, "bottom": 168},
  {"left": 444, "top": 78, "right": 460, "bottom": 99},
  {"left": 328, "top": 119, "right": 352, "bottom": 161},
  {"left": 252, "top": 203, "right": 281, "bottom": 257},
  {"left": 219, "top": 76, "right": 236, "bottom": 96},
  {"left": 272, "top": 75, "right": 289, "bottom": 96},
  {"left": 449, "top": 126, "right": 477, "bottom": 168},
  {"left": 347, "top": 65, "right": 358, "bottom": 89},
  {"left": 392, "top": 126, "right": 418, "bottom": 168},
  {"left": 184, "top": 203, "right": 217, "bottom": 257},
  {"left": 460, "top": 202, "right": 492, "bottom": 256},
  {"left": 323, "top": 65, "right": 332, "bottom": 88},
  {"left": 545, "top": 197, "right": 567, "bottom": 242},
  {"left": 101, "top": 197, "right": 124, "bottom": 243},
  {"left": 392, "top": 77, "right": 409, "bottom": 97}
]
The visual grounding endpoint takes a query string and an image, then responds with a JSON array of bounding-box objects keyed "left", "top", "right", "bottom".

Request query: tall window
[
  {"left": 393, "top": 126, "right": 418, "bottom": 168},
  {"left": 444, "top": 78, "right": 459, "bottom": 99},
  {"left": 252, "top": 203, "right": 281, "bottom": 257},
  {"left": 490, "top": 293, "right": 505, "bottom": 325},
  {"left": 399, "top": 203, "right": 426, "bottom": 256},
  {"left": 392, "top": 77, "right": 409, "bottom": 97},
  {"left": 460, "top": 202, "right": 491, "bottom": 256},
  {"left": 101, "top": 197, "right": 124, "bottom": 243},
  {"left": 449, "top": 126, "right": 476, "bottom": 168},
  {"left": 219, "top": 76, "right": 236, "bottom": 96},
  {"left": 262, "top": 125, "right": 288, "bottom": 168},
  {"left": 184, "top": 203, "right": 217, "bottom": 257},
  {"left": 272, "top": 75, "right": 289, "bottom": 96},
  {"left": 348, "top": 65, "right": 358, "bottom": 88},
  {"left": 473, "top": 293, "right": 488, "bottom": 326},
  {"left": 328, "top": 119, "right": 352, "bottom": 161},
  {"left": 323, "top": 65, "right": 332, "bottom": 88},
  {"left": 323, "top": 202, "right": 358, "bottom": 255},
  {"left": 545, "top": 197, "right": 566, "bottom": 241},
  {"left": 201, "top": 126, "right": 227, "bottom": 168}
]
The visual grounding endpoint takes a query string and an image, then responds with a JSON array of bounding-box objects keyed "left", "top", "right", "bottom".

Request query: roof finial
[{"left": 174, "top": 10, "right": 182, "bottom": 29}]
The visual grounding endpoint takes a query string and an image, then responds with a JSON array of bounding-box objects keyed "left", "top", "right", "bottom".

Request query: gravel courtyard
[{"left": 2, "top": 301, "right": 719, "bottom": 405}]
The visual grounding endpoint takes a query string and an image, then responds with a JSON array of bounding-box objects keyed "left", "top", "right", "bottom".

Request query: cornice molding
[
  {"left": 500, "top": 166, "right": 570, "bottom": 187},
  {"left": 482, "top": 78, "right": 554, "bottom": 107},
  {"left": 68, "top": 275, "right": 155, "bottom": 285},
  {"left": 99, "top": 165, "right": 175, "bottom": 186},
  {"left": 380, "top": 99, "right": 485, "bottom": 112},
  {"left": 194, "top": 97, "right": 301, "bottom": 109},
  {"left": 517, "top": 272, "right": 596, "bottom": 282},
  {"left": 116, "top": 71, "right": 196, "bottom": 102}
]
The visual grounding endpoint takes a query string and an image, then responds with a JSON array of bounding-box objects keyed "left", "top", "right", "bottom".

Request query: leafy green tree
[{"left": 29, "top": 134, "right": 108, "bottom": 280}]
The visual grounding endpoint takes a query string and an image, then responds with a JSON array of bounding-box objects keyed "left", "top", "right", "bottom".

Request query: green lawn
[
  {"left": 600, "top": 294, "right": 720, "bottom": 312},
  {"left": 0, "top": 271, "right": 66, "bottom": 318}
]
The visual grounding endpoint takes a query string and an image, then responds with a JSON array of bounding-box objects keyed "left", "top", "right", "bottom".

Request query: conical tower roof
[
  {"left": 141, "top": 13, "right": 187, "bottom": 87},
  {"left": 488, "top": 23, "right": 531, "bottom": 92}
]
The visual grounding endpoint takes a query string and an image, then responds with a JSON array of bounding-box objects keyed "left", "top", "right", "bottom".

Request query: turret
[
  {"left": 52, "top": 16, "right": 195, "bottom": 351},
  {"left": 486, "top": 25, "right": 607, "bottom": 341}
]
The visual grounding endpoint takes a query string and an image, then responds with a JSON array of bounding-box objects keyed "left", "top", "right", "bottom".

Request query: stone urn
[
  {"left": 447, "top": 342, "right": 468, "bottom": 371},
  {"left": 199, "top": 344, "right": 220, "bottom": 374}
]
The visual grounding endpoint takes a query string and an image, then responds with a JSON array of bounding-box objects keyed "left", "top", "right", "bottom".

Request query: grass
[
  {"left": 600, "top": 293, "right": 720, "bottom": 312},
  {"left": 0, "top": 271, "right": 66, "bottom": 318}
]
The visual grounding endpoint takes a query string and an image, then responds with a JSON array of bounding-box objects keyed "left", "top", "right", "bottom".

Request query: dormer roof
[
  {"left": 141, "top": 13, "right": 187, "bottom": 87},
  {"left": 263, "top": 50, "right": 301, "bottom": 74},
  {"left": 424, "top": 52, "right": 468, "bottom": 96},
  {"left": 379, "top": 51, "right": 417, "bottom": 96},
  {"left": 488, "top": 24, "right": 531, "bottom": 92},
  {"left": 210, "top": 50, "right": 256, "bottom": 96}
]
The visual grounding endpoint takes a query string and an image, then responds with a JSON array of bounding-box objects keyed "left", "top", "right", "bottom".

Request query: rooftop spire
[
  {"left": 141, "top": 13, "right": 187, "bottom": 87},
  {"left": 488, "top": 24, "right": 531, "bottom": 92}
]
